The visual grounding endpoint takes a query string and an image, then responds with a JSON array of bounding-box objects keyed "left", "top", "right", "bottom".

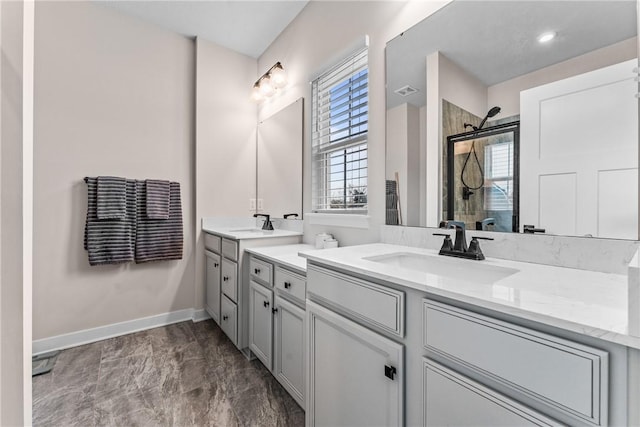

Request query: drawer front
[
  {"left": 423, "top": 299, "right": 608, "bottom": 426},
  {"left": 221, "top": 238, "right": 238, "bottom": 261},
  {"left": 221, "top": 259, "right": 238, "bottom": 302},
  {"left": 423, "top": 359, "right": 561, "bottom": 427},
  {"left": 307, "top": 265, "right": 404, "bottom": 338},
  {"left": 220, "top": 294, "right": 237, "bottom": 345},
  {"left": 275, "top": 267, "right": 306, "bottom": 303},
  {"left": 204, "top": 233, "right": 221, "bottom": 253},
  {"left": 250, "top": 256, "right": 273, "bottom": 287}
]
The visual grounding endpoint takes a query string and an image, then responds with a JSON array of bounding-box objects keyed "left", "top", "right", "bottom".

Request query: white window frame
[{"left": 311, "top": 47, "right": 368, "bottom": 215}]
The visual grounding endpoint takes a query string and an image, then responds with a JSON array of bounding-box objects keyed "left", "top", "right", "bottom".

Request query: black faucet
[
  {"left": 253, "top": 214, "right": 274, "bottom": 231},
  {"left": 434, "top": 220, "right": 493, "bottom": 260}
]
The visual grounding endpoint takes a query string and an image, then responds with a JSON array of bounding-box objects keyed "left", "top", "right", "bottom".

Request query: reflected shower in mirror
[
  {"left": 257, "top": 98, "right": 303, "bottom": 219},
  {"left": 385, "top": 0, "right": 638, "bottom": 239}
]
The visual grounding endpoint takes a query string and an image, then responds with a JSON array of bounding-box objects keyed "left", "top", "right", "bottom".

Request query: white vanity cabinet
[
  {"left": 247, "top": 252, "right": 308, "bottom": 408},
  {"left": 202, "top": 230, "right": 300, "bottom": 356},
  {"left": 306, "top": 265, "right": 405, "bottom": 427}
]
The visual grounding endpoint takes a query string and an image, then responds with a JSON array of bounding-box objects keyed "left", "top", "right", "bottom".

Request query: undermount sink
[
  {"left": 228, "top": 228, "right": 264, "bottom": 233},
  {"left": 363, "top": 252, "right": 519, "bottom": 285}
]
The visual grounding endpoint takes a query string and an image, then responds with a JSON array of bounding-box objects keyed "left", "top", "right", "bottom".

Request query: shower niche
[{"left": 444, "top": 104, "right": 519, "bottom": 233}]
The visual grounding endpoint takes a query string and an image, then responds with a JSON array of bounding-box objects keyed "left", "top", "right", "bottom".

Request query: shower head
[{"left": 477, "top": 106, "right": 501, "bottom": 130}]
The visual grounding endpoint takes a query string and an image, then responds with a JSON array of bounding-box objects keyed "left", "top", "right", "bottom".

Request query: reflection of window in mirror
[
  {"left": 311, "top": 47, "right": 369, "bottom": 214},
  {"left": 484, "top": 142, "right": 513, "bottom": 212}
]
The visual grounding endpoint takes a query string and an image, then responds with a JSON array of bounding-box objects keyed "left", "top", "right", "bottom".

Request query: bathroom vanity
[
  {"left": 202, "top": 224, "right": 301, "bottom": 357},
  {"left": 303, "top": 243, "right": 640, "bottom": 427},
  {"left": 245, "top": 243, "right": 315, "bottom": 408}
]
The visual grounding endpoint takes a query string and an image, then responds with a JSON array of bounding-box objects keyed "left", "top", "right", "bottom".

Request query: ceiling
[
  {"left": 386, "top": 0, "right": 637, "bottom": 109},
  {"left": 96, "top": 0, "right": 309, "bottom": 58}
]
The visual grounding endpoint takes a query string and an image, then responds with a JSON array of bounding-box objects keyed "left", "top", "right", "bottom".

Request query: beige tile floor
[{"left": 32, "top": 320, "right": 304, "bottom": 426}]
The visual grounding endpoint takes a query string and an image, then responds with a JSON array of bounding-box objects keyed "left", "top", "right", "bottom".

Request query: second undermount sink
[{"left": 363, "top": 252, "right": 519, "bottom": 285}]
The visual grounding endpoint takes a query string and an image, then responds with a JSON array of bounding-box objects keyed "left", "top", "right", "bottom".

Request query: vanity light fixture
[
  {"left": 251, "top": 62, "right": 288, "bottom": 102},
  {"left": 537, "top": 31, "right": 556, "bottom": 43}
]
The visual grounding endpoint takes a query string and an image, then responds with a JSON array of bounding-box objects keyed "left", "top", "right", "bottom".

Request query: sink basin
[
  {"left": 363, "top": 252, "right": 519, "bottom": 285},
  {"left": 228, "top": 228, "right": 264, "bottom": 233}
]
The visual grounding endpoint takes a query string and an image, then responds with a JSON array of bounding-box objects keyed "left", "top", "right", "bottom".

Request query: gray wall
[{"left": 33, "top": 1, "right": 197, "bottom": 340}]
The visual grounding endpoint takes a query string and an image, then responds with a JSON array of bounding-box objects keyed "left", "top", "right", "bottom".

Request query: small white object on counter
[
  {"left": 315, "top": 233, "right": 333, "bottom": 249},
  {"left": 323, "top": 239, "right": 338, "bottom": 249}
]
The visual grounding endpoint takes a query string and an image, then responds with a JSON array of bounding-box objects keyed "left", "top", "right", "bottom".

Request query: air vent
[{"left": 394, "top": 85, "right": 418, "bottom": 97}]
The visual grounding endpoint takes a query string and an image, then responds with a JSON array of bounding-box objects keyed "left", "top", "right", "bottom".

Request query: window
[
  {"left": 484, "top": 141, "right": 514, "bottom": 211},
  {"left": 311, "top": 48, "right": 368, "bottom": 213}
]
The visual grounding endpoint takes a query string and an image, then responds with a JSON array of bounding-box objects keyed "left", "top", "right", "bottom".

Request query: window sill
[{"left": 306, "top": 212, "right": 370, "bottom": 229}]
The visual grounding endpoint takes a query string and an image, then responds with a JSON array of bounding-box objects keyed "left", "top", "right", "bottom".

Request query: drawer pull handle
[
  {"left": 272, "top": 308, "right": 278, "bottom": 314},
  {"left": 214, "top": 263, "right": 219, "bottom": 268},
  {"left": 254, "top": 268, "right": 261, "bottom": 274},
  {"left": 284, "top": 281, "right": 291, "bottom": 289},
  {"left": 263, "top": 301, "right": 270, "bottom": 308},
  {"left": 384, "top": 365, "right": 396, "bottom": 380},
  {"left": 222, "top": 315, "right": 228, "bottom": 321},
  {"left": 223, "top": 276, "right": 229, "bottom": 281}
]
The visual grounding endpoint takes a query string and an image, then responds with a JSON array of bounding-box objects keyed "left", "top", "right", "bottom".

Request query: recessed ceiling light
[{"left": 537, "top": 31, "right": 556, "bottom": 43}]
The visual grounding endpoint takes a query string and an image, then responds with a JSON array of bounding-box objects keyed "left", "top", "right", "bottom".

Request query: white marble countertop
[
  {"left": 202, "top": 225, "right": 303, "bottom": 241},
  {"left": 301, "top": 243, "right": 640, "bottom": 350},
  {"left": 245, "top": 244, "right": 317, "bottom": 274}
]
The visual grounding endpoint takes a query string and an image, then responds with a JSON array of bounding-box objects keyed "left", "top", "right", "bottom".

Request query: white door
[
  {"left": 306, "top": 301, "right": 404, "bottom": 427},
  {"left": 520, "top": 59, "right": 638, "bottom": 238},
  {"left": 249, "top": 281, "right": 273, "bottom": 369},
  {"left": 205, "top": 250, "right": 221, "bottom": 324},
  {"left": 274, "top": 296, "right": 305, "bottom": 408}
]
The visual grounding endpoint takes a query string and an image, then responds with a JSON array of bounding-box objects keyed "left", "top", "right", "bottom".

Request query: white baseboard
[{"left": 33, "top": 308, "right": 211, "bottom": 356}]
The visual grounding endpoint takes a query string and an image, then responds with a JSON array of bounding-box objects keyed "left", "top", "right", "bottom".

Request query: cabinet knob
[
  {"left": 384, "top": 365, "right": 397, "bottom": 380},
  {"left": 214, "top": 262, "right": 219, "bottom": 268},
  {"left": 272, "top": 307, "right": 278, "bottom": 314},
  {"left": 254, "top": 268, "right": 261, "bottom": 274},
  {"left": 263, "top": 300, "right": 270, "bottom": 308},
  {"left": 284, "top": 281, "right": 291, "bottom": 289},
  {"left": 222, "top": 315, "right": 228, "bottom": 321},
  {"left": 223, "top": 276, "right": 229, "bottom": 281}
]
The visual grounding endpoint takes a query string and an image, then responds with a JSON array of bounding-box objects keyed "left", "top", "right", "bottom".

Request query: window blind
[
  {"left": 311, "top": 48, "right": 368, "bottom": 212},
  {"left": 484, "top": 142, "right": 513, "bottom": 211}
]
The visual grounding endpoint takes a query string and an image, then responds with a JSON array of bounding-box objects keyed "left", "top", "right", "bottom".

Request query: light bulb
[
  {"left": 259, "top": 76, "right": 275, "bottom": 97},
  {"left": 270, "top": 64, "right": 287, "bottom": 89},
  {"left": 537, "top": 31, "right": 556, "bottom": 43},
  {"left": 251, "top": 84, "right": 263, "bottom": 102}
]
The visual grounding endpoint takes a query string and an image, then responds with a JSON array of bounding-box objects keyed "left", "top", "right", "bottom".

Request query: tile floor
[{"left": 32, "top": 320, "right": 304, "bottom": 426}]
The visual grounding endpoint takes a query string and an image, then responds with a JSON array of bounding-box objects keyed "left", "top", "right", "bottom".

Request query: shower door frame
[{"left": 446, "top": 121, "right": 520, "bottom": 232}]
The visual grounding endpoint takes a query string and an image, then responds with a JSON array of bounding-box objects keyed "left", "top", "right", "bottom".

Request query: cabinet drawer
[
  {"left": 424, "top": 359, "right": 561, "bottom": 427},
  {"left": 221, "top": 259, "right": 238, "bottom": 302},
  {"left": 423, "top": 300, "right": 608, "bottom": 426},
  {"left": 204, "top": 233, "right": 221, "bottom": 253},
  {"left": 250, "top": 256, "right": 273, "bottom": 287},
  {"left": 220, "top": 294, "right": 237, "bottom": 345},
  {"left": 221, "top": 238, "right": 238, "bottom": 261},
  {"left": 275, "top": 267, "right": 306, "bottom": 303},
  {"left": 307, "top": 265, "right": 404, "bottom": 338}
]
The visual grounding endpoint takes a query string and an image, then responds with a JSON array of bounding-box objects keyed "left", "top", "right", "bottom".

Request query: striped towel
[
  {"left": 385, "top": 180, "right": 399, "bottom": 225},
  {"left": 145, "top": 179, "right": 170, "bottom": 219},
  {"left": 96, "top": 176, "right": 126, "bottom": 219},
  {"left": 135, "top": 181, "right": 183, "bottom": 263},
  {"left": 84, "top": 177, "right": 137, "bottom": 265}
]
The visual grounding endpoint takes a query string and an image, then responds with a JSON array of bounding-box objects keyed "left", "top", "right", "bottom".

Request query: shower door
[{"left": 520, "top": 59, "right": 638, "bottom": 239}]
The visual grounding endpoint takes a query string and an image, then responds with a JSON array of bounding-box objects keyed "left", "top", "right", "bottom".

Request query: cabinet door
[
  {"left": 423, "top": 359, "right": 560, "bottom": 427},
  {"left": 221, "top": 258, "right": 237, "bottom": 302},
  {"left": 220, "top": 294, "right": 237, "bottom": 345},
  {"left": 274, "top": 296, "right": 305, "bottom": 408},
  {"left": 249, "top": 281, "right": 273, "bottom": 369},
  {"left": 205, "top": 251, "right": 221, "bottom": 324},
  {"left": 306, "top": 301, "right": 404, "bottom": 427}
]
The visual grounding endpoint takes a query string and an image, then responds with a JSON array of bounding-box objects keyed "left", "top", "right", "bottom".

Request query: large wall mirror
[
  {"left": 385, "top": 0, "right": 639, "bottom": 240},
  {"left": 257, "top": 97, "right": 304, "bottom": 218}
]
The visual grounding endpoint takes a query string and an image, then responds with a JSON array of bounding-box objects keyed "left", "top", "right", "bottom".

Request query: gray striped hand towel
[
  {"left": 135, "top": 181, "right": 183, "bottom": 263},
  {"left": 97, "top": 176, "right": 126, "bottom": 219},
  {"left": 84, "top": 177, "right": 137, "bottom": 265},
  {"left": 145, "top": 179, "right": 170, "bottom": 219}
]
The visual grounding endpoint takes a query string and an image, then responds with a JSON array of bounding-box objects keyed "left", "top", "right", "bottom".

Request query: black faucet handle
[
  {"left": 432, "top": 233, "right": 451, "bottom": 237},
  {"left": 467, "top": 236, "right": 489, "bottom": 260},
  {"left": 472, "top": 236, "right": 494, "bottom": 241},
  {"left": 433, "top": 233, "right": 454, "bottom": 253},
  {"left": 283, "top": 213, "right": 298, "bottom": 219}
]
